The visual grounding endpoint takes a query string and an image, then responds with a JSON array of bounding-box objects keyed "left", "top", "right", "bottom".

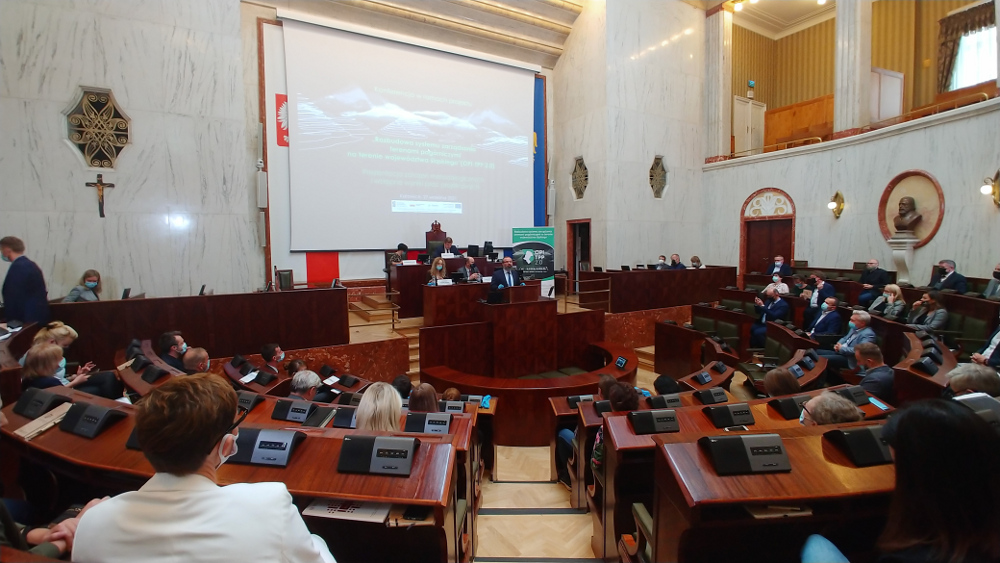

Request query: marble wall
[
  {"left": 552, "top": 0, "right": 706, "bottom": 272},
  {"left": 702, "top": 100, "right": 1000, "bottom": 280},
  {"left": 0, "top": 0, "right": 263, "bottom": 300}
]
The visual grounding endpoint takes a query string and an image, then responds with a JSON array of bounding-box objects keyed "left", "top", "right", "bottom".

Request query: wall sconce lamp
[
  {"left": 981, "top": 171, "right": 999, "bottom": 207},
  {"left": 827, "top": 191, "right": 844, "bottom": 218}
]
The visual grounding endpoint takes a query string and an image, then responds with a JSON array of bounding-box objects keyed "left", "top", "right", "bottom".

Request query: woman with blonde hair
[
  {"left": 21, "top": 321, "right": 123, "bottom": 398},
  {"left": 428, "top": 257, "right": 448, "bottom": 285},
  {"left": 356, "top": 382, "right": 402, "bottom": 432},
  {"left": 63, "top": 269, "right": 102, "bottom": 302},
  {"left": 869, "top": 283, "right": 906, "bottom": 320},
  {"left": 22, "top": 343, "right": 93, "bottom": 391}
]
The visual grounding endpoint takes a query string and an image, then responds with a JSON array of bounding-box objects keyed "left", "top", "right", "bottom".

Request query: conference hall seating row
[{"left": 576, "top": 267, "right": 738, "bottom": 313}]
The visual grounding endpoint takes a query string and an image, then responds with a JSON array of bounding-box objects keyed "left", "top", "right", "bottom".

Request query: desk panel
[{"left": 578, "top": 268, "right": 737, "bottom": 313}]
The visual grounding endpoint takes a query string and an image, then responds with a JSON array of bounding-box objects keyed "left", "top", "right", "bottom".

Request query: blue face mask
[
  {"left": 436, "top": 265, "right": 443, "bottom": 271},
  {"left": 772, "top": 276, "right": 780, "bottom": 283},
  {"left": 798, "top": 408, "right": 806, "bottom": 425},
  {"left": 0, "top": 255, "right": 10, "bottom": 263},
  {"left": 178, "top": 342, "right": 188, "bottom": 355},
  {"left": 848, "top": 321, "right": 856, "bottom": 330},
  {"left": 59, "top": 357, "right": 67, "bottom": 369},
  {"left": 278, "top": 352, "right": 285, "bottom": 362},
  {"left": 84, "top": 281, "right": 98, "bottom": 289},
  {"left": 820, "top": 303, "right": 829, "bottom": 311}
]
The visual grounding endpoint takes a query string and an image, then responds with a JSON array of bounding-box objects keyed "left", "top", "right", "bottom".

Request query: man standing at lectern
[{"left": 490, "top": 257, "right": 523, "bottom": 290}]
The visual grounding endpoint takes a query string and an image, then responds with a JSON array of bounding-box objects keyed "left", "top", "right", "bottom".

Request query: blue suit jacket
[
  {"left": 755, "top": 298, "right": 789, "bottom": 325},
  {"left": 490, "top": 268, "right": 523, "bottom": 291},
  {"left": 1, "top": 256, "right": 50, "bottom": 323},
  {"left": 767, "top": 263, "right": 793, "bottom": 277},
  {"left": 808, "top": 310, "right": 842, "bottom": 335},
  {"left": 807, "top": 282, "right": 836, "bottom": 306},
  {"left": 836, "top": 326, "right": 877, "bottom": 368},
  {"left": 978, "top": 326, "right": 1000, "bottom": 368}
]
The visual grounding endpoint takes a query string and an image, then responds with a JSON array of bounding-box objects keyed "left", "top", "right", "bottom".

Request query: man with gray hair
[
  {"left": 800, "top": 391, "right": 863, "bottom": 425},
  {"left": 948, "top": 363, "right": 1000, "bottom": 397},
  {"left": 929, "top": 259, "right": 967, "bottom": 293},
  {"left": 818, "top": 310, "right": 876, "bottom": 383},
  {"left": 289, "top": 370, "right": 322, "bottom": 402}
]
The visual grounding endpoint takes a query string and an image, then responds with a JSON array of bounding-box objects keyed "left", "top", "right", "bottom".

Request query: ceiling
[{"left": 730, "top": 0, "right": 838, "bottom": 40}]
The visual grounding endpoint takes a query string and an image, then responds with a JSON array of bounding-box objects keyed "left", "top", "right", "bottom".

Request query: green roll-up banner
[{"left": 512, "top": 227, "right": 555, "bottom": 297}]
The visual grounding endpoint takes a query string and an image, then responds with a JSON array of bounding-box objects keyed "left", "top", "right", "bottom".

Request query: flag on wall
[{"left": 275, "top": 94, "right": 289, "bottom": 147}]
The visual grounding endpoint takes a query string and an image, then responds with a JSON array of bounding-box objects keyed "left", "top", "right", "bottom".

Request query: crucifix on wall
[{"left": 86, "top": 174, "right": 115, "bottom": 218}]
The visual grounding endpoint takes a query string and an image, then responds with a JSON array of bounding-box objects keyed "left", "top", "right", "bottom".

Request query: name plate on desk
[
  {"left": 703, "top": 403, "right": 756, "bottom": 428},
  {"left": 232, "top": 428, "right": 306, "bottom": 467},
  {"left": 768, "top": 395, "right": 811, "bottom": 420},
  {"left": 629, "top": 409, "right": 680, "bottom": 435},
  {"left": 13, "top": 388, "right": 72, "bottom": 419},
  {"left": 824, "top": 426, "right": 892, "bottom": 467},
  {"left": 440, "top": 252, "right": 455, "bottom": 259},
  {"left": 59, "top": 402, "right": 127, "bottom": 439},
  {"left": 647, "top": 394, "right": 682, "bottom": 409},
  {"left": 237, "top": 391, "right": 264, "bottom": 412},
  {"left": 272, "top": 399, "right": 316, "bottom": 423},
  {"left": 404, "top": 412, "right": 452, "bottom": 434},
  {"left": 698, "top": 434, "right": 791, "bottom": 476},
  {"left": 567, "top": 394, "right": 594, "bottom": 409},
  {"left": 694, "top": 387, "right": 728, "bottom": 405},
  {"left": 482, "top": 276, "right": 492, "bottom": 283},
  {"left": 401, "top": 260, "right": 419, "bottom": 265},
  {"left": 438, "top": 400, "right": 465, "bottom": 413},
  {"left": 338, "top": 435, "right": 420, "bottom": 477},
  {"left": 460, "top": 394, "right": 483, "bottom": 404}
]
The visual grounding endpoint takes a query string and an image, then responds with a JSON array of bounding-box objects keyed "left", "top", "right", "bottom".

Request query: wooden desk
[
  {"left": 652, "top": 429, "right": 895, "bottom": 563},
  {"left": 1, "top": 387, "right": 466, "bottom": 563},
  {"left": 653, "top": 323, "right": 706, "bottom": 379},
  {"left": 0, "top": 323, "right": 40, "bottom": 406},
  {"left": 115, "top": 341, "right": 186, "bottom": 396},
  {"left": 577, "top": 267, "right": 737, "bottom": 313},
  {"left": 893, "top": 333, "right": 955, "bottom": 404},
  {"left": 1, "top": 546, "right": 62, "bottom": 562},
  {"left": 423, "top": 282, "right": 539, "bottom": 327},
  {"left": 866, "top": 314, "right": 915, "bottom": 366},
  {"left": 45, "top": 288, "right": 350, "bottom": 370},
  {"left": 690, "top": 305, "right": 754, "bottom": 359},
  {"left": 390, "top": 259, "right": 497, "bottom": 319},
  {"left": 717, "top": 287, "right": 811, "bottom": 328}
]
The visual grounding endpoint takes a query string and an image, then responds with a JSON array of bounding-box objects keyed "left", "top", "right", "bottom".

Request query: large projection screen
[{"left": 282, "top": 20, "right": 536, "bottom": 251}]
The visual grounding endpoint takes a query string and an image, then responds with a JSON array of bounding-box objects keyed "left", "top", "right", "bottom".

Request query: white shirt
[
  {"left": 764, "top": 282, "right": 789, "bottom": 295},
  {"left": 984, "top": 329, "right": 1000, "bottom": 359},
  {"left": 73, "top": 473, "right": 335, "bottom": 563}
]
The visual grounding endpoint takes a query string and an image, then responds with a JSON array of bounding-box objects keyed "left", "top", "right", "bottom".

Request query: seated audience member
[
  {"left": 928, "top": 259, "right": 968, "bottom": 293},
  {"left": 556, "top": 374, "right": 625, "bottom": 488},
  {"left": 946, "top": 363, "right": 1000, "bottom": 397},
  {"left": 490, "top": 256, "right": 523, "bottom": 290},
  {"left": 442, "top": 387, "right": 461, "bottom": 401},
  {"left": 764, "top": 274, "right": 789, "bottom": 295},
  {"left": 855, "top": 342, "right": 894, "bottom": 403},
  {"left": 457, "top": 256, "right": 481, "bottom": 282},
  {"left": 653, "top": 374, "right": 681, "bottom": 395},
  {"left": 597, "top": 373, "right": 617, "bottom": 399},
  {"left": 689, "top": 256, "right": 705, "bottom": 269},
  {"left": 869, "top": 283, "right": 906, "bottom": 319},
  {"left": 667, "top": 254, "right": 686, "bottom": 270},
  {"left": 391, "top": 375, "right": 413, "bottom": 399},
  {"left": 428, "top": 257, "right": 448, "bottom": 285},
  {"left": 802, "top": 399, "right": 1000, "bottom": 563},
  {"left": 906, "top": 290, "right": 948, "bottom": 331},
  {"left": 72, "top": 373, "right": 335, "bottom": 563},
  {"left": 23, "top": 332, "right": 122, "bottom": 399},
  {"left": 260, "top": 343, "right": 284, "bottom": 375},
  {"left": 591, "top": 383, "right": 639, "bottom": 476},
  {"left": 802, "top": 272, "right": 835, "bottom": 327},
  {"left": 62, "top": 269, "right": 102, "bottom": 302},
  {"left": 971, "top": 319, "right": 1000, "bottom": 369},
  {"left": 788, "top": 274, "right": 808, "bottom": 297},
  {"left": 984, "top": 263, "right": 1000, "bottom": 298},
  {"left": 388, "top": 243, "right": 408, "bottom": 264},
  {"left": 807, "top": 297, "right": 842, "bottom": 337},
  {"left": 288, "top": 370, "right": 322, "bottom": 402},
  {"left": 799, "top": 391, "right": 863, "bottom": 426},
  {"left": 286, "top": 359, "right": 308, "bottom": 377},
  {"left": 768, "top": 255, "right": 793, "bottom": 277},
  {"left": 182, "top": 347, "right": 209, "bottom": 375},
  {"left": 408, "top": 383, "right": 439, "bottom": 413},
  {"left": 857, "top": 259, "right": 890, "bottom": 307},
  {"left": 158, "top": 331, "right": 187, "bottom": 372},
  {"left": 655, "top": 255, "right": 669, "bottom": 270},
  {"left": 356, "top": 382, "right": 402, "bottom": 432},
  {"left": 763, "top": 367, "right": 802, "bottom": 397},
  {"left": 817, "top": 311, "right": 876, "bottom": 382},
  {"left": 750, "top": 288, "right": 789, "bottom": 348}
]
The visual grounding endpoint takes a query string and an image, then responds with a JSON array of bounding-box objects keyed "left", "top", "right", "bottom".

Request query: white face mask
[
  {"left": 217, "top": 433, "right": 238, "bottom": 469},
  {"left": 658, "top": 259, "right": 665, "bottom": 264}
]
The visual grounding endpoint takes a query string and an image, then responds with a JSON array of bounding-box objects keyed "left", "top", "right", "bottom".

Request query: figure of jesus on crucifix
[{"left": 86, "top": 174, "right": 115, "bottom": 218}]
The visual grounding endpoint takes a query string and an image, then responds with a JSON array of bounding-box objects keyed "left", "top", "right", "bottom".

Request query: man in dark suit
[
  {"left": 667, "top": 254, "right": 686, "bottom": 270},
  {"left": 750, "top": 288, "right": 789, "bottom": 348},
  {"left": 928, "top": 259, "right": 968, "bottom": 293},
  {"left": 983, "top": 263, "right": 1000, "bottom": 298},
  {"left": 456, "top": 257, "right": 481, "bottom": 282},
  {"left": 767, "top": 255, "right": 793, "bottom": 277},
  {"left": 0, "top": 236, "right": 50, "bottom": 324},
  {"left": 857, "top": 259, "right": 890, "bottom": 306},
  {"left": 807, "top": 297, "right": 843, "bottom": 337},
  {"left": 971, "top": 322, "right": 1000, "bottom": 369},
  {"left": 260, "top": 343, "right": 284, "bottom": 375},
  {"left": 431, "top": 237, "right": 459, "bottom": 260},
  {"left": 158, "top": 331, "right": 187, "bottom": 372},
  {"left": 802, "top": 271, "right": 836, "bottom": 328},
  {"left": 817, "top": 311, "right": 877, "bottom": 383},
  {"left": 855, "top": 342, "right": 894, "bottom": 403},
  {"left": 490, "top": 256, "right": 523, "bottom": 290}
]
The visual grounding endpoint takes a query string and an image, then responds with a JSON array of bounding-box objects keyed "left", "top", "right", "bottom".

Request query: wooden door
[
  {"left": 744, "top": 219, "right": 793, "bottom": 273},
  {"left": 734, "top": 96, "right": 750, "bottom": 155}
]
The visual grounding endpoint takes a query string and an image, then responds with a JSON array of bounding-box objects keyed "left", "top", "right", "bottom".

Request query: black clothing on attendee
[
  {"left": 859, "top": 365, "right": 894, "bottom": 403},
  {"left": 1, "top": 255, "right": 50, "bottom": 323},
  {"left": 160, "top": 354, "right": 184, "bottom": 372}
]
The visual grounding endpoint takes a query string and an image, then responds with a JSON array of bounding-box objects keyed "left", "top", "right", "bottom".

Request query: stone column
[
  {"left": 704, "top": 4, "right": 732, "bottom": 161},
  {"left": 833, "top": 0, "right": 873, "bottom": 137}
]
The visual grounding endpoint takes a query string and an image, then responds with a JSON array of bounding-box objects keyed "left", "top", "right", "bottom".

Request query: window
[{"left": 950, "top": 25, "right": 997, "bottom": 91}]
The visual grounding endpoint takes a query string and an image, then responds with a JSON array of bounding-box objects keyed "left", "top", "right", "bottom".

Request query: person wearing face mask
[
  {"left": 768, "top": 255, "right": 793, "bottom": 277},
  {"left": 158, "top": 331, "right": 188, "bottom": 372},
  {"left": 763, "top": 274, "right": 789, "bottom": 295},
  {"left": 71, "top": 373, "right": 336, "bottom": 563},
  {"left": 655, "top": 255, "right": 669, "bottom": 270},
  {"left": 970, "top": 311, "right": 1000, "bottom": 370},
  {"left": 946, "top": 363, "right": 1000, "bottom": 397},
  {"left": 20, "top": 322, "right": 123, "bottom": 399},
  {"left": 806, "top": 297, "right": 843, "bottom": 337},
  {"left": 427, "top": 257, "right": 448, "bottom": 285},
  {"left": 490, "top": 256, "right": 523, "bottom": 290},
  {"left": 787, "top": 274, "right": 808, "bottom": 297},
  {"left": 855, "top": 342, "right": 895, "bottom": 402},
  {"left": 0, "top": 236, "right": 50, "bottom": 324},
  {"left": 817, "top": 311, "right": 877, "bottom": 383},
  {"left": 63, "top": 269, "right": 103, "bottom": 302},
  {"left": 750, "top": 288, "right": 789, "bottom": 348},
  {"left": 868, "top": 283, "right": 907, "bottom": 320},
  {"left": 906, "top": 290, "right": 948, "bottom": 331},
  {"left": 983, "top": 263, "right": 1000, "bottom": 299},
  {"left": 857, "top": 259, "right": 890, "bottom": 307},
  {"left": 666, "top": 254, "right": 686, "bottom": 270},
  {"left": 688, "top": 256, "right": 706, "bottom": 270},
  {"left": 182, "top": 347, "right": 210, "bottom": 375},
  {"left": 260, "top": 343, "right": 285, "bottom": 375},
  {"left": 802, "top": 271, "right": 836, "bottom": 328},
  {"left": 928, "top": 259, "right": 968, "bottom": 293}
]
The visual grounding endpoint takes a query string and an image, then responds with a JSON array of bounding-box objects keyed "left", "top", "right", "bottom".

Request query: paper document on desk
[
  {"left": 302, "top": 498, "right": 391, "bottom": 523},
  {"left": 240, "top": 371, "right": 259, "bottom": 384},
  {"left": 323, "top": 375, "right": 340, "bottom": 386},
  {"left": 14, "top": 402, "right": 72, "bottom": 441}
]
